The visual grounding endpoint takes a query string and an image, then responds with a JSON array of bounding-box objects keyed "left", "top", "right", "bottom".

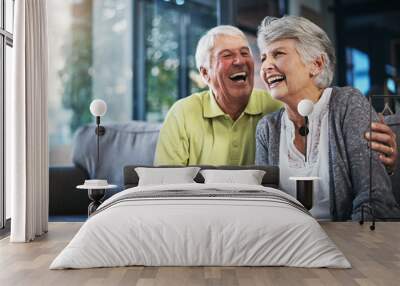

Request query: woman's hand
[{"left": 365, "top": 116, "right": 397, "bottom": 173}]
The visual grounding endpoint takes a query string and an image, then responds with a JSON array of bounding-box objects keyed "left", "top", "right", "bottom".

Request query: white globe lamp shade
[
  {"left": 297, "top": 99, "right": 314, "bottom": 117},
  {"left": 90, "top": 99, "right": 107, "bottom": 117}
]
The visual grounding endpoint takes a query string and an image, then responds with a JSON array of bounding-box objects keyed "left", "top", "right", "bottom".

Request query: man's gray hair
[
  {"left": 195, "top": 25, "right": 250, "bottom": 71},
  {"left": 257, "top": 16, "right": 336, "bottom": 88}
]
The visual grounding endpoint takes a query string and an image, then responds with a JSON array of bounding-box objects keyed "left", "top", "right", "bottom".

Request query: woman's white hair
[
  {"left": 257, "top": 16, "right": 336, "bottom": 88},
  {"left": 195, "top": 25, "right": 250, "bottom": 71}
]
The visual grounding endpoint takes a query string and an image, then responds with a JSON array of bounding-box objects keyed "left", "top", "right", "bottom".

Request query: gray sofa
[
  {"left": 49, "top": 121, "right": 161, "bottom": 215},
  {"left": 49, "top": 116, "right": 400, "bottom": 216}
]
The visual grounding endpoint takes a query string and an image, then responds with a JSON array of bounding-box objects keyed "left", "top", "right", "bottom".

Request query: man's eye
[
  {"left": 261, "top": 56, "right": 266, "bottom": 62},
  {"left": 222, "top": 53, "right": 232, "bottom": 58}
]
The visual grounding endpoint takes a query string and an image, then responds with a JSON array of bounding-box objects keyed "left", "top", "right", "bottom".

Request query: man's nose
[{"left": 232, "top": 54, "right": 245, "bottom": 65}]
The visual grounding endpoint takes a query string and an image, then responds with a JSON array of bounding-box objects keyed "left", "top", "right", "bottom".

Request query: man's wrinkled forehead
[{"left": 211, "top": 34, "right": 252, "bottom": 57}]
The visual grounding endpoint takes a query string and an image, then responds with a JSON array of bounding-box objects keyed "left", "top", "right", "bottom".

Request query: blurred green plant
[
  {"left": 144, "top": 5, "right": 214, "bottom": 122},
  {"left": 58, "top": 1, "right": 93, "bottom": 134},
  {"left": 145, "top": 11, "right": 179, "bottom": 121}
]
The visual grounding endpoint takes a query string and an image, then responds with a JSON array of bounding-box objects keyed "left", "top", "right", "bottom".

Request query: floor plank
[{"left": 0, "top": 222, "right": 399, "bottom": 286}]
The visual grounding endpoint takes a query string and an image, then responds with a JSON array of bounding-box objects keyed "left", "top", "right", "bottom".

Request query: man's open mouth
[
  {"left": 267, "top": 74, "right": 286, "bottom": 86},
  {"left": 229, "top": 72, "right": 247, "bottom": 83}
]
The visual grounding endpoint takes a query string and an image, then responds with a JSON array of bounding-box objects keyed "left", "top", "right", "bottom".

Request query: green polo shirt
[{"left": 154, "top": 89, "right": 282, "bottom": 166}]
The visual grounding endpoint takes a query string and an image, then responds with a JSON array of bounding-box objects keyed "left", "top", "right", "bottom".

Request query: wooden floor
[{"left": 0, "top": 222, "right": 399, "bottom": 286}]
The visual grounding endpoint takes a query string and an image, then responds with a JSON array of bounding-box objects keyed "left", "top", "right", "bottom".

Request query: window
[
  {"left": 48, "top": 0, "right": 217, "bottom": 166},
  {"left": 144, "top": 3, "right": 180, "bottom": 121},
  {"left": 5, "top": 0, "right": 13, "bottom": 33},
  {"left": 1, "top": 0, "right": 14, "bottom": 229},
  {"left": 346, "top": 47, "right": 371, "bottom": 95},
  {"left": 140, "top": 0, "right": 216, "bottom": 121}
]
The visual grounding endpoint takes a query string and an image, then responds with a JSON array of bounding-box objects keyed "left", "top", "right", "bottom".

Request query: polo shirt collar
[
  {"left": 243, "top": 90, "right": 264, "bottom": 115},
  {"left": 203, "top": 89, "right": 264, "bottom": 118},
  {"left": 203, "top": 90, "right": 226, "bottom": 118}
]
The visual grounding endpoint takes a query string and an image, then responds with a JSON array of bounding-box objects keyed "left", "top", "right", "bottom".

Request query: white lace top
[{"left": 279, "top": 88, "right": 332, "bottom": 220}]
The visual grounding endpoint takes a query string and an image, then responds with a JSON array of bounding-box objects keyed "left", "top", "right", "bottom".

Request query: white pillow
[
  {"left": 200, "top": 169, "right": 266, "bottom": 185},
  {"left": 135, "top": 167, "right": 200, "bottom": 186}
]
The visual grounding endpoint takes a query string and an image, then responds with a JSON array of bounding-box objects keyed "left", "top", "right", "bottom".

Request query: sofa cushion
[{"left": 72, "top": 121, "right": 161, "bottom": 187}]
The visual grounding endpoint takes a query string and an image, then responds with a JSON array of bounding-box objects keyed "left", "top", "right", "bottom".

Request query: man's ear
[
  {"left": 200, "top": 67, "right": 210, "bottom": 83},
  {"left": 310, "top": 55, "right": 325, "bottom": 77}
]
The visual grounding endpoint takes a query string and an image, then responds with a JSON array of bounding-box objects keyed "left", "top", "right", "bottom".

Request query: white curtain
[{"left": 8, "top": 0, "right": 49, "bottom": 242}]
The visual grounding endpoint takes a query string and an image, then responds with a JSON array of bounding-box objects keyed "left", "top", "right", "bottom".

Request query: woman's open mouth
[{"left": 267, "top": 74, "right": 286, "bottom": 88}]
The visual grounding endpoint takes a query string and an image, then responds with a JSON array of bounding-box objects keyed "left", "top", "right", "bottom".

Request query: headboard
[{"left": 123, "top": 165, "right": 280, "bottom": 189}]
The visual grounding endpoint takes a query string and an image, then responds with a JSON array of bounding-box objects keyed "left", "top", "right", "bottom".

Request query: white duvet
[{"left": 50, "top": 183, "right": 351, "bottom": 269}]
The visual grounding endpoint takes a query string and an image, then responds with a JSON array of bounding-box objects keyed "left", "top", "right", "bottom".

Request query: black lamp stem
[
  {"left": 305, "top": 116, "right": 308, "bottom": 163},
  {"left": 96, "top": 116, "right": 100, "bottom": 164}
]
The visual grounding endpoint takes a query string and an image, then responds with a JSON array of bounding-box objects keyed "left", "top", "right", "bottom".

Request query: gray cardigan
[{"left": 255, "top": 86, "right": 400, "bottom": 221}]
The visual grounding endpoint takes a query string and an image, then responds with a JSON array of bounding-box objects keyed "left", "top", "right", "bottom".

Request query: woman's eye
[{"left": 261, "top": 56, "right": 266, "bottom": 62}]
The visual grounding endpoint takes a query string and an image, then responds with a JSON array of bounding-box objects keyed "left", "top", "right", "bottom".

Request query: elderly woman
[{"left": 255, "top": 16, "right": 399, "bottom": 221}]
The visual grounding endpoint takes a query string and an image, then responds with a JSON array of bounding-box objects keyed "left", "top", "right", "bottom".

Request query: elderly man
[{"left": 154, "top": 25, "right": 397, "bottom": 169}]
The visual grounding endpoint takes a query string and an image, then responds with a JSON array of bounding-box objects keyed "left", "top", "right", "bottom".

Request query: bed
[{"left": 50, "top": 165, "right": 350, "bottom": 269}]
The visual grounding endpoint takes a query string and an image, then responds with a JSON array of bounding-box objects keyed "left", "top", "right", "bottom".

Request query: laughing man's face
[{"left": 204, "top": 34, "right": 254, "bottom": 104}]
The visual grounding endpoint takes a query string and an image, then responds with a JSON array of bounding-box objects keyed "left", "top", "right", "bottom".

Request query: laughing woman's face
[{"left": 259, "top": 39, "right": 316, "bottom": 102}]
